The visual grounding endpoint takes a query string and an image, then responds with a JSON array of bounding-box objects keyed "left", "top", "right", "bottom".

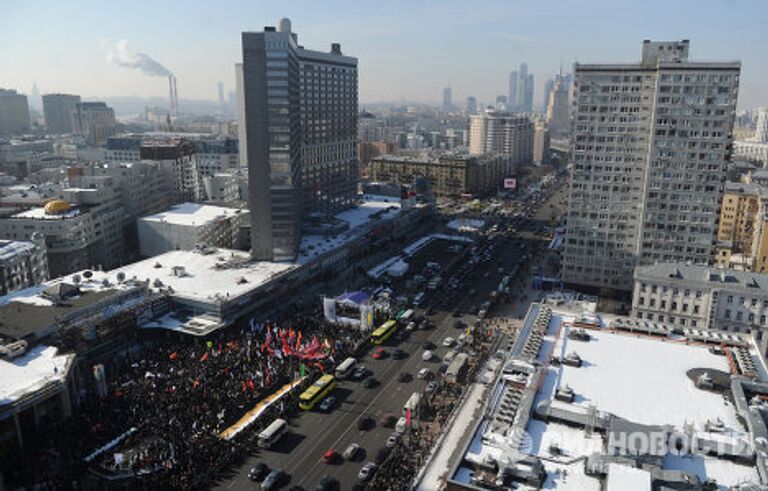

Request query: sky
[{"left": 1, "top": 0, "right": 766, "bottom": 110}]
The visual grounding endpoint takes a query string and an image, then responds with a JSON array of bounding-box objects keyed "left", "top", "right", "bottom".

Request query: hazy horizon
[{"left": 2, "top": 0, "right": 767, "bottom": 110}]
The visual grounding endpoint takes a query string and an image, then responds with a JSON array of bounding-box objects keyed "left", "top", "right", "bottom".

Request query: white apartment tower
[
  {"left": 562, "top": 40, "right": 740, "bottom": 292},
  {"left": 469, "top": 110, "right": 534, "bottom": 167}
]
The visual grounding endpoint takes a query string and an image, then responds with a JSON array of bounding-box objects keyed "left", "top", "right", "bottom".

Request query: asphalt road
[
  {"left": 214, "top": 178, "right": 567, "bottom": 491},
  {"left": 215, "top": 244, "right": 533, "bottom": 490}
]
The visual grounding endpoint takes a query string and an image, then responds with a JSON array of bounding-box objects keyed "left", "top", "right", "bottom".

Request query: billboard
[{"left": 503, "top": 178, "right": 517, "bottom": 190}]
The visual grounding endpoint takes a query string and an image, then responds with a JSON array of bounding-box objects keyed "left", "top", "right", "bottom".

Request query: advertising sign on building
[{"left": 504, "top": 178, "right": 517, "bottom": 190}]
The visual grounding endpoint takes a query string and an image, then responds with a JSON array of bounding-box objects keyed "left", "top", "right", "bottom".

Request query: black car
[
  {"left": 248, "top": 462, "right": 268, "bottom": 481},
  {"left": 398, "top": 371, "right": 411, "bottom": 382},
  {"left": 314, "top": 476, "right": 339, "bottom": 491},
  {"left": 357, "top": 415, "right": 375, "bottom": 430},
  {"left": 422, "top": 341, "right": 436, "bottom": 350},
  {"left": 375, "top": 446, "right": 392, "bottom": 464},
  {"left": 392, "top": 348, "right": 407, "bottom": 360}
]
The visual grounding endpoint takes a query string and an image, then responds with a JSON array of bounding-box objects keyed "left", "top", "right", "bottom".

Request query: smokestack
[{"left": 168, "top": 75, "right": 178, "bottom": 118}]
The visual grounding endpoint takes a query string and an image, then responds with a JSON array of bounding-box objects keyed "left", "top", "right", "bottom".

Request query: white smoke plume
[{"left": 107, "top": 40, "right": 173, "bottom": 77}]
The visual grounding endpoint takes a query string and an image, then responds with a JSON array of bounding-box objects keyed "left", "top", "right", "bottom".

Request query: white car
[
  {"left": 422, "top": 350, "right": 435, "bottom": 361},
  {"left": 418, "top": 367, "right": 432, "bottom": 379},
  {"left": 442, "top": 337, "right": 455, "bottom": 347},
  {"left": 358, "top": 462, "right": 377, "bottom": 482},
  {"left": 343, "top": 443, "right": 360, "bottom": 460},
  {"left": 386, "top": 432, "right": 401, "bottom": 448}
]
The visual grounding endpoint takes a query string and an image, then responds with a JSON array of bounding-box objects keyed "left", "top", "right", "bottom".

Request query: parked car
[
  {"left": 422, "top": 341, "right": 436, "bottom": 350},
  {"left": 343, "top": 443, "right": 361, "bottom": 461},
  {"left": 261, "top": 469, "right": 285, "bottom": 490},
  {"left": 362, "top": 377, "right": 378, "bottom": 388},
  {"left": 398, "top": 371, "right": 411, "bottom": 382},
  {"left": 318, "top": 396, "right": 336, "bottom": 412},
  {"left": 417, "top": 368, "right": 432, "bottom": 379},
  {"left": 358, "top": 462, "right": 377, "bottom": 482},
  {"left": 379, "top": 412, "right": 397, "bottom": 428},
  {"left": 386, "top": 433, "right": 401, "bottom": 448},
  {"left": 426, "top": 381, "right": 438, "bottom": 393},
  {"left": 352, "top": 365, "right": 368, "bottom": 380},
  {"left": 248, "top": 462, "right": 269, "bottom": 481},
  {"left": 442, "top": 337, "right": 455, "bottom": 347},
  {"left": 357, "top": 415, "right": 375, "bottom": 430},
  {"left": 321, "top": 449, "right": 338, "bottom": 464},
  {"left": 392, "top": 348, "right": 407, "bottom": 360},
  {"left": 372, "top": 348, "right": 387, "bottom": 359},
  {"left": 422, "top": 350, "right": 435, "bottom": 361},
  {"left": 314, "top": 476, "right": 339, "bottom": 491}
]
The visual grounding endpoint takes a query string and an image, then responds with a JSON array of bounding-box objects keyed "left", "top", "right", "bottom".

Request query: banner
[
  {"left": 360, "top": 304, "right": 374, "bottom": 331},
  {"left": 504, "top": 177, "right": 517, "bottom": 190},
  {"left": 323, "top": 297, "right": 336, "bottom": 323}
]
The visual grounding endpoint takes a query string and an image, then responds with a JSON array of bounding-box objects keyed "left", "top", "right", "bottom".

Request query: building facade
[
  {"left": 137, "top": 203, "right": 249, "bottom": 257},
  {"left": 42, "top": 94, "right": 81, "bottom": 134},
  {"left": 0, "top": 237, "right": 48, "bottom": 295},
  {"left": 370, "top": 153, "right": 512, "bottom": 197},
  {"left": 71, "top": 102, "right": 118, "bottom": 146},
  {"left": 632, "top": 263, "right": 768, "bottom": 343},
  {"left": 533, "top": 120, "right": 551, "bottom": 165},
  {"left": 546, "top": 73, "right": 571, "bottom": 139},
  {"left": 238, "top": 18, "right": 358, "bottom": 261},
  {"left": 468, "top": 110, "right": 534, "bottom": 166},
  {"left": 0, "top": 89, "right": 31, "bottom": 135},
  {"left": 562, "top": 40, "right": 740, "bottom": 292},
  {"left": 715, "top": 182, "right": 768, "bottom": 270}
]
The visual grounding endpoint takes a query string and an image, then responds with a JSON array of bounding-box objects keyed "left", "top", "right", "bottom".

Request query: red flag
[
  {"left": 247, "top": 379, "right": 255, "bottom": 391},
  {"left": 296, "top": 331, "right": 303, "bottom": 351},
  {"left": 169, "top": 352, "right": 178, "bottom": 361},
  {"left": 192, "top": 379, "right": 201, "bottom": 389},
  {"left": 406, "top": 408, "right": 412, "bottom": 426},
  {"left": 315, "top": 361, "right": 325, "bottom": 371},
  {"left": 265, "top": 368, "right": 271, "bottom": 386},
  {"left": 200, "top": 352, "right": 209, "bottom": 362}
]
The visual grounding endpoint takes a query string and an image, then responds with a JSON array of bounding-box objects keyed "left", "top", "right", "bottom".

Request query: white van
[
  {"left": 258, "top": 418, "right": 288, "bottom": 449},
  {"left": 396, "top": 416, "right": 408, "bottom": 434}
]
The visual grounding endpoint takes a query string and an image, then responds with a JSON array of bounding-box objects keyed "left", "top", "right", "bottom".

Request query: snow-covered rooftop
[
  {"left": 13, "top": 206, "right": 81, "bottom": 220},
  {"left": 139, "top": 203, "right": 245, "bottom": 227},
  {"left": 0, "top": 345, "right": 74, "bottom": 405},
  {"left": 298, "top": 196, "right": 402, "bottom": 264},
  {"left": 446, "top": 218, "right": 485, "bottom": 232},
  {"left": 0, "top": 240, "right": 37, "bottom": 262},
  {"left": 99, "top": 249, "right": 296, "bottom": 304}
]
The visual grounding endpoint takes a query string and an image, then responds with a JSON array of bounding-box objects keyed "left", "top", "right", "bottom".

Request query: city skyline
[{"left": 1, "top": 0, "right": 767, "bottom": 109}]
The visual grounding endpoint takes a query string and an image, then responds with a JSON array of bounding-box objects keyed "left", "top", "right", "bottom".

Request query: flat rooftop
[
  {"left": 0, "top": 344, "right": 74, "bottom": 406},
  {"left": 449, "top": 302, "right": 766, "bottom": 490},
  {"left": 139, "top": 202, "right": 245, "bottom": 227},
  {"left": 13, "top": 206, "right": 81, "bottom": 220},
  {"left": 298, "top": 195, "right": 402, "bottom": 264}
]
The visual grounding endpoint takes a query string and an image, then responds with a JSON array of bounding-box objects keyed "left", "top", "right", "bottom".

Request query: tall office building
[
  {"left": 468, "top": 110, "right": 534, "bottom": 167},
  {"left": 42, "top": 93, "right": 80, "bottom": 134},
  {"left": 495, "top": 95, "right": 508, "bottom": 111},
  {"left": 442, "top": 87, "right": 452, "bottom": 112},
  {"left": 0, "top": 89, "right": 30, "bottom": 135},
  {"left": 238, "top": 18, "right": 358, "bottom": 261},
  {"left": 542, "top": 78, "right": 555, "bottom": 113},
  {"left": 508, "top": 70, "right": 518, "bottom": 110},
  {"left": 562, "top": 40, "right": 741, "bottom": 293},
  {"left": 71, "top": 102, "right": 118, "bottom": 146},
  {"left": 465, "top": 96, "right": 478, "bottom": 115},
  {"left": 546, "top": 71, "right": 571, "bottom": 139},
  {"left": 756, "top": 107, "right": 768, "bottom": 143}
]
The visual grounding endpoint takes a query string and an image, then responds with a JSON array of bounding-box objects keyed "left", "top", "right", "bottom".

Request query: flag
[
  {"left": 406, "top": 408, "right": 412, "bottom": 426},
  {"left": 168, "top": 352, "right": 178, "bottom": 361},
  {"left": 192, "top": 379, "right": 201, "bottom": 388},
  {"left": 300, "top": 363, "right": 306, "bottom": 377},
  {"left": 200, "top": 352, "right": 209, "bottom": 362}
]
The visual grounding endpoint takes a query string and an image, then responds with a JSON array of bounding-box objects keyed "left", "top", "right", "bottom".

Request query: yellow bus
[
  {"left": 371, "top": 320, "right": 397, "bottom": 345},
  {"left": 298, "top": 374, "right": 336, "bottom": 410}
]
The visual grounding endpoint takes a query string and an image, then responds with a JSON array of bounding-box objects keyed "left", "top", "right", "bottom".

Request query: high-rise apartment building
[
  {"left": 0, "top": 237, "right": 48, "bottom": 295},
  {"left": 562, "top": 40, "right": 741, "bottom": 293},
  {"left": 442, "top": 87, "right": 452, "bottom": 112},
  {"left": 533, "top": 120, "right": 551, "bottom": 165},
  {"left": 543, "top": 78, "right": 555, "bottom": 113},
  {"left": 238, "top": 18, "right": 358, "bottom": 261},
  {"left": 0, "top": 89, "right": 31, "bottom": 135},
  {"left": 734, "top": 107, "right": 768, "bottom": 167},
  {"left": 71, "top": 102, "right": 118, "bottom": 146},
  {"left": 546, "top": 72, "right": 571, "bottom": 139},
  {"left": 508, "top": 70, "right": 518, "bottom": 110},
  {"left": 465, "top": 96, "right": 477, "bottom": 115},
  {"left": 468, "top": 110, "right": 534, "bottom": 167},
  {"left": 42, "top": 93, "right": 80, "bottom": 134}
]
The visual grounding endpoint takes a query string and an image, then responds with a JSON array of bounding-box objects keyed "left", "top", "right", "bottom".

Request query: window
[
  {"left": 694, "top": 305, "right": 700, "bottom": 314},
  {"left": 660, "top": 300, "right": 666, "bottom": 308},
  {"left": 737, "top": 311, "right": 743, "bottom": 321},
  {"left": 725, "top": 309, "right": 731, "bottom": 319},
  {"left": 639, "top": 296, "right": 645, "bottom": 306},
  {"left": 691, "top": 320, "right": 698, "bottom": 327},
  {"left": 727, "top": 296, "right": 733, "bottom": 303}
]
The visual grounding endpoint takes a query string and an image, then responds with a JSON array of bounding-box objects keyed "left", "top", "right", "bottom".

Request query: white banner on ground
[{"left": 323, "top": 297, "right": 336, "bottom": 323}]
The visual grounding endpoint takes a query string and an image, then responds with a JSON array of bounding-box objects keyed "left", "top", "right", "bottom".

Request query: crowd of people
[{"left": 2, "top": 306, "right": 364, "bottom": 489}]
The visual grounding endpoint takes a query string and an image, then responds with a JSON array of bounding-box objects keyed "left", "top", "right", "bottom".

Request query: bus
[
  {"left": 403, "top": 392, "right": 421, "bottom": 417},
  {"left": 335, "top": 357, "right": 357, "bottom": 379},
  {"left": 399, "top": 309, "right": 415, "bottom": 323},
  {"left": 298, "top": 374, "right": 336, "bottom": 410},
  {"left": 258, "top": 418, "right": 288, "bottom": 449},
  {"left": 371, "top": 320, "right": 397, "bottom": 345},
  {"left": 445, "top": 353, "right": 470, "bottom": 384}
]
